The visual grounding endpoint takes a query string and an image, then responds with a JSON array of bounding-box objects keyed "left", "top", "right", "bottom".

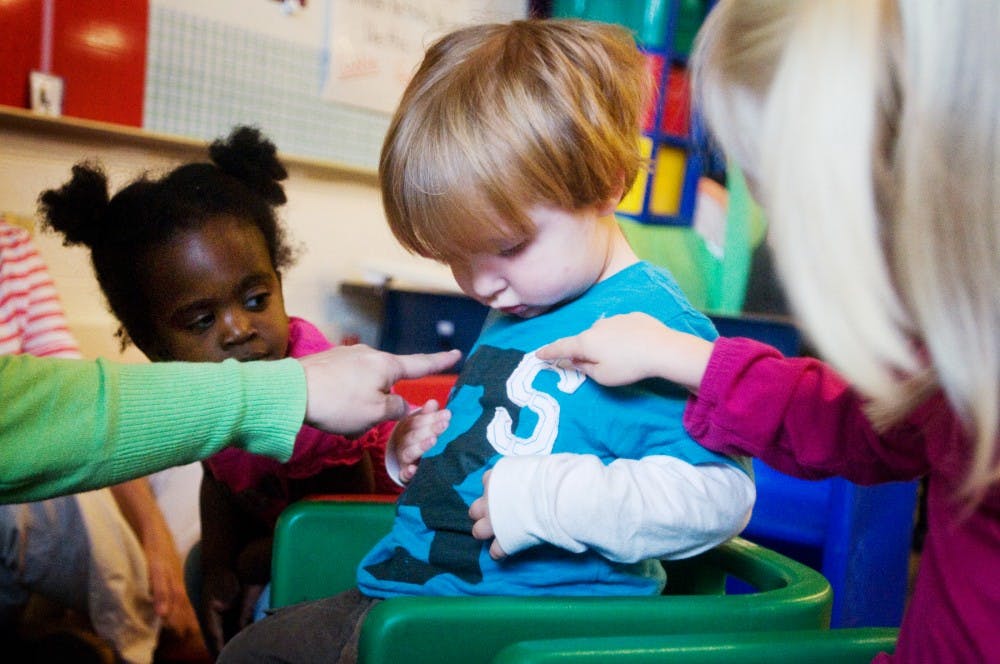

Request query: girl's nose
[{"left": 221, "top": 309, "right": 255, "bottom": 346}]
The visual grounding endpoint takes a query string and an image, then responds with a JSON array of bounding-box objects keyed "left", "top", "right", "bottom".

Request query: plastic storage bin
[
  {"left": 552, "top": 0, "right": 713, "bottom": 226},
  {"left": 377, "top": 287, "right": 489, "bottom": 371},
  {"left": 708, "top": 314, "right": 918, "bottom": 627}
]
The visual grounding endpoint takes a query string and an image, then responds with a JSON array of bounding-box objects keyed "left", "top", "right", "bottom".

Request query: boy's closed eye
[{"left": 497, "top": 239, "right": 528, "bottom": 258}]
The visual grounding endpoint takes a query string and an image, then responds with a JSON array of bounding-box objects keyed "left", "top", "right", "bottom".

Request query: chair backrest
[
  {"left": 270, "top": 495, "right": 396, "bottom": 607},
  {"left": 271, "top": 498, "right": 833, "bottom": 664}
]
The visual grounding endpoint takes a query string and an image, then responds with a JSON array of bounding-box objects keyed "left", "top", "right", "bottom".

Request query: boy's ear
[{"left": 596, "top": 175, "right": 626, "bottom": 216}]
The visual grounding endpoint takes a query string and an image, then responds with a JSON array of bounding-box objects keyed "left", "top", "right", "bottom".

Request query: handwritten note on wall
[{"left": 323, "top": 0, "right": 473, "bottom": 114}]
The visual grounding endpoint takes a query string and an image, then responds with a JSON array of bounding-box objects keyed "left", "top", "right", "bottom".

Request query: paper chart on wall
[{"left": 322, "top": 0, "right": 473, "bottom": 115}]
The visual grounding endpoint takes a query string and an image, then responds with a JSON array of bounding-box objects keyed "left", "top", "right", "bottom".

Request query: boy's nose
[{"left": 471, "top": 271, "right": 505, "bottom": 303}]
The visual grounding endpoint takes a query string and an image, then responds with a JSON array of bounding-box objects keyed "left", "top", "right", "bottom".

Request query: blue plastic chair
[{"left": 709, "top": 314, "right": 918, "bottom": 627}]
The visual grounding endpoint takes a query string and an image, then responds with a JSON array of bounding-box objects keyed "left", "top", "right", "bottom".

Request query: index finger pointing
[
  {"left": 535, "top": 337, "right": 576, "bottom": 361},
  {"left": 393, "top": 349, "right": 461, "bottom": 381}
]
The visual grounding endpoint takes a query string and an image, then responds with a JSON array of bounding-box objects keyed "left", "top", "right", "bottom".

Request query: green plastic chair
[
  {"left": 271, "top": 498, "right": 833, "bottom": 664},
  {"left": 491, "top": 627, "right": 899, "bottom": 664}
]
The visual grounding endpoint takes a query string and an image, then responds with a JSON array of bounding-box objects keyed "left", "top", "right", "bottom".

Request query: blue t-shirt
[{"left": 358, "top": 262, "right": 748, "bottom": 598}]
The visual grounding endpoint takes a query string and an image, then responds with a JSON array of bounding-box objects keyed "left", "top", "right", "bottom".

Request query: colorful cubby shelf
[{"left": 552, "top": 0, "right": 712, "bottom": 226}]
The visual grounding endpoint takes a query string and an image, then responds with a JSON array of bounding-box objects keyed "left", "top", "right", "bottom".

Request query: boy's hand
[
  {"left": 388, "top": 399, "right": 451, "bottom": 483},
  {"left": 537, "top": 312, "right": 713, "bottom": 392},
  {"left": 469, "top": 470, "right": 508, "bottom": 560}
]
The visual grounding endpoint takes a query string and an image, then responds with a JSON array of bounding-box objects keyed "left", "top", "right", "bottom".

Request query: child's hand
[
  {"left": 142, "top": 533, "right": 202, "bottom": 645},
  {"left": 202, "top": 568, "right": 241, "bottom": 655},
  {"left": 469, "top": 470, "right": 508, "bottom": 560},
  {"left": 537, "top": 312, "right": 714, "bottom": 392},
  {"left": 389, "top": 399, "right": 451, "bottom": 483},
  {"left": 299, "top": 346, "right": 461, "bottom": 435}
]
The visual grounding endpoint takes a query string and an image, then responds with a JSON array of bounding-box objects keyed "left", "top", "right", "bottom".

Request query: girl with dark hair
[{"left": 39, "top": 126, "right": 450, "bottom": 655}]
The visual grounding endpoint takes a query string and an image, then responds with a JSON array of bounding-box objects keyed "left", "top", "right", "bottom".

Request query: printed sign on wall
[{"left": 322, "top": 0, "right": 472, "bottom": 114}]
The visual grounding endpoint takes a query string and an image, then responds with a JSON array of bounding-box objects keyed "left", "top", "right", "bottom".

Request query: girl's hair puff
[
  {"left": 692, "top": 0, "right": 1000, "bottom": 497},
  {"left": 380, "top": 19, "right": 650, "bottom": 262},
  {"left": 38, "top": 125, "right": 296, "bottom": 354}
]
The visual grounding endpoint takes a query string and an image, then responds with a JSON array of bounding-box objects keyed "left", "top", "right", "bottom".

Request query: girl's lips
[
  {"left": 500, "top": 305, "right": 528, "bottom": 316},
  {"left": 236, "top": 352, "right": 273, "bottom": 362}
]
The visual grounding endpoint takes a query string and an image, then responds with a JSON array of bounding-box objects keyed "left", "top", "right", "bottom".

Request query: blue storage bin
[
  {"left": 376, "top": 287, "right": 489, "bottom": 371},
  {"left": 708, "top": 314, "right": 918, "bottom": 628}
]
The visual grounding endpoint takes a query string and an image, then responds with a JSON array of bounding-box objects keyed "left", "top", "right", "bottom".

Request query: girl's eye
[
  {"left": 186, "top": 314, "right": 214, "bottom": 333},
  {"left": 498, "top": 241, "right": 527, "bottom": 258},
  {"left": 245, "top": 292, "right": 271, "bottom": 310}
]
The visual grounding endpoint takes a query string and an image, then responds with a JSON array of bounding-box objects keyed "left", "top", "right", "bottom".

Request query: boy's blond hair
[
  {"left": 693, "top": 0, "right": 1000, "bottom": 497},
  {"left": 380, "top": 19, "right": 649, "bottom": 262}
]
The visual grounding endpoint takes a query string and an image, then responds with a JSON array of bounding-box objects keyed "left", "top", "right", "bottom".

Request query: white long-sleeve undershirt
[{"left": 486, "top": 454, "right": 755, "bottom": 563}]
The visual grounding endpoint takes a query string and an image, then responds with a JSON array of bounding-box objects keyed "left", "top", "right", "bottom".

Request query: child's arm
[
  {"left": 198, "top": 469, "right": 246, "bottom": 655},
  {"left": 542, "top": 315, "right": 933, "bottom": 485},
  {"left": 470, "top": 455, "right": 753, "bottom": 562},
  {"left": 386, "top": 400, "right": 451, "bottom": 484},
  {"left": 536, "top": 312, "right": 713, "bottom": 392},
  {"left": 110, "top": 478, "right": 202, "bottom": 644}
]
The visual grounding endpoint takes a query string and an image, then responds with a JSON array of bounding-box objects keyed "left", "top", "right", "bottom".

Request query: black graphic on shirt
[{"left": 364, "top": 344, "right": 524, "bottom": 585}]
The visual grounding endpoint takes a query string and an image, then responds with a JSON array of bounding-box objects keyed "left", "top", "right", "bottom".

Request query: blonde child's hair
[
  {"left": 380, "top": 19, "right": 649, "bottom": 262},
  {"left": 693, "top": 0, "right": 1000, "bottom": 496}
]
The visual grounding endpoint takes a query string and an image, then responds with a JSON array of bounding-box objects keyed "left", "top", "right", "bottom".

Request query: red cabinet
[{"left": 0, "top": 1, "right": 148, "bottom": 126}]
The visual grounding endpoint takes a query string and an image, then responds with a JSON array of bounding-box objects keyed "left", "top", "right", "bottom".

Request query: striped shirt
[{"left": 0, "top": 219, "right": 80, "bottom": 358}]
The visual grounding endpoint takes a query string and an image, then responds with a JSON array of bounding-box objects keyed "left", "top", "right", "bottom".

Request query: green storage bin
[
  {"left": 673, "top": 0, "right": 709, "bottom": 56},
  {"left": 551, "top": 0, "right": 672, "bottom": 48}
]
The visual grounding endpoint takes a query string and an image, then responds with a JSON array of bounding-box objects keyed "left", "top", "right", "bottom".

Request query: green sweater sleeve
[{"left": 0, "top": 354, "right": 305, "bottom": 503}]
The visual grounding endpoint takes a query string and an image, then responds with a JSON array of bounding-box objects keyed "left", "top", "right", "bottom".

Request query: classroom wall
[
  {"left": 1, "top": 0, "right": 529, "bottom": 361},
  {"left": 0, "top": 116, "right": 456, "bottom": 361}
]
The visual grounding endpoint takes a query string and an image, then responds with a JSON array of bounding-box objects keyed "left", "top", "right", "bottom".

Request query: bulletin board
[
  {"left": 145, "top": 1, "right": 381, "bottom": 170},
  {"left": 144, "top": 0, "right": 525, "bottom": 171}
]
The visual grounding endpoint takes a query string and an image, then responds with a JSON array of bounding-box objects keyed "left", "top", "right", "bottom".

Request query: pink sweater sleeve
[{"left": 683, "top": 337, "right": 930, "bottom": 484}]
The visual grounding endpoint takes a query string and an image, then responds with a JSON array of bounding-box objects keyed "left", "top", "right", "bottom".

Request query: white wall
[{"left": 0, "top": 115, "right": 455, "bottom": 360}]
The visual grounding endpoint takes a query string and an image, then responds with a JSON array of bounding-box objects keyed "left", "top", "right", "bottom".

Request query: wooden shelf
[{"left": 0, "top": 104, "right": 378, "bottom": 185}]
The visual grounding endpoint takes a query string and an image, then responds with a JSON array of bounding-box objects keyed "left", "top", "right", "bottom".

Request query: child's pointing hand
[{"left": 538, "top": 312, "right": 712, "bottom": 392}]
